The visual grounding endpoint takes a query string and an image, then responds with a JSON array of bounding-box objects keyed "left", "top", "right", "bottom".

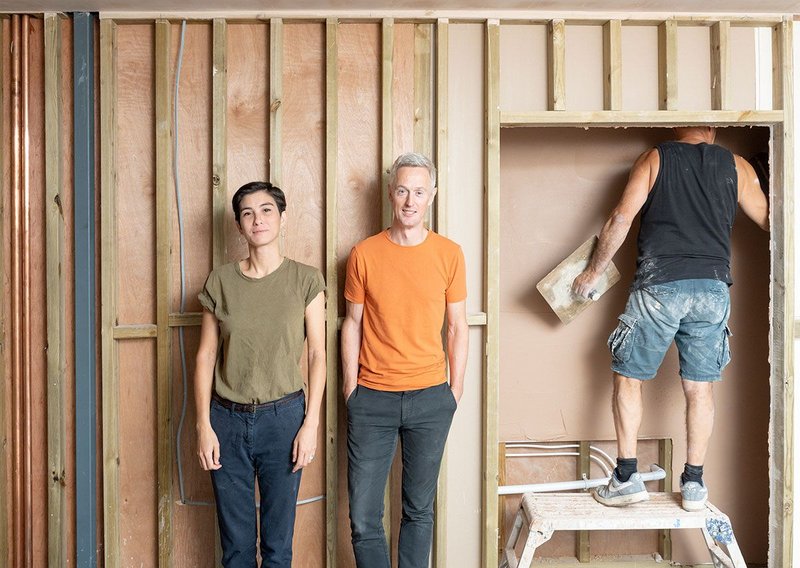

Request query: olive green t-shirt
[{"left": 198, "top": 258, "right": 325, "bottom": 404}]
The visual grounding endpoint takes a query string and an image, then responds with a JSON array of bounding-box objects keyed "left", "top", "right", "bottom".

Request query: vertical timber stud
[
  {"left": 602, "top": 20, "right": 622, "bottom": 111},
  {"left": 212, "top": 19, "right": 227, "bottom": 268},
  {"left": 325, "top": 18, "right": 339, "bottom": 568},
  {"left": 100, "top": 17, "right": 121, "bottom": 568},
  {"left": 269, "top": 18, "right": 283, "bottom": 187},
  {"left": 547, "top": 19, "right": 566, "bottom": 111},
  {"left": 154, "top": 20, "right": 174, "bottom": 568},
  {"left": 658, "top": 438, "right": 673, "bottom": 560},
  {"left": 381, "top": 18, "right": 394, "bottom": 228},
  {"left": 45, "top": 13, "right": 67, "bottom": 567},
  {"left": 74, "top": 12, "right": 97, "bottom": 568},
  {"left": 710, "top": 21, "right": 730, "bottom": 111},
  {"left": 414, "top": 23, "right": 433, "bottom": 228},
  {"left": 771, "top": 18, "right": 794, "bottom": 568},
  {"left": 576, "top": 442, "right": 590, "bottom": 562},
  {"left": 497, "top": 443, "right": 506, "bottom": 561},
  {"left": 658, "top": 20, "right": 678, "bottom": 111},
  {"left": 380, "top": 17, "right": 394, "bottom": 543},
  {"left": 433, "top": 18, "right": 449, "bottom": 568},
  {"left": 483, "top": 19, "right": 501, "bottom": 568}
]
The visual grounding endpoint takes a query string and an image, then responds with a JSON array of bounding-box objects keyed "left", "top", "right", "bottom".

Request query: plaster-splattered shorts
[{"left": 608, "top": 279, "right": 731, "bottom": 382}]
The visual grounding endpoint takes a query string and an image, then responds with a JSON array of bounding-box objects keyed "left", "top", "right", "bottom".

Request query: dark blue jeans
[
  {"left": 347, "top": 382, "right": 457, "bottom": 568},
  {"left": 210, "top": 391, "right": 305, "bottom": 568}
]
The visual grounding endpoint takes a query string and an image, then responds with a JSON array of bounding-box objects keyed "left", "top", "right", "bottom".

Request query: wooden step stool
[{"left": 501, "top": 492, "right": 745, "bottom": 568}]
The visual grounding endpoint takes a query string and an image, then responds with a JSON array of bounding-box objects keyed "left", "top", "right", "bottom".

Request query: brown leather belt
[{"left": 212, "top": 390, "right": 303, "bottom": 413}]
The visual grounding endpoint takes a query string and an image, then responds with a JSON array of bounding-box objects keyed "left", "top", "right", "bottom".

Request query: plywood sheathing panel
[
  {"left": 499, "top": 126, "right": 770, "bottom": 564},
  {"left": 116, "top": 24, "right": 156, "bottom": 325},
  {"left": 226, "top": 22, "right": 268, "bottom": 264},
  {"left": 115, "top": 23, "right": 158, "bottom": 567},
  {"left": 282, "top": 21, "right": 327, "bottom": 567},
  {"left": 564, "top": 25, "right": 603, "bottom": 111},
  {"left": 335, "top": 23, "right": 381, "bottom": 568},
  {"left": 167, "top": 21, "right": 217, "bottom": 568},
  {"left": 118, "top": 341, "right": 158, "bottom": 566},
  {"left": 26, "top": 17, "right": 49, "bottom": 567},
  {"left": 677, "top": 25, "right": 712, "bottom": 110}
]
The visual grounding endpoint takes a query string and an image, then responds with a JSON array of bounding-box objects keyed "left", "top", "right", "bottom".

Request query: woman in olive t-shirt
[{"left": 194, "top": 181, "right": 326, "bottom": 568}]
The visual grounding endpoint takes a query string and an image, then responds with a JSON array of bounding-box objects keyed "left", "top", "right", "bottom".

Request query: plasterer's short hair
[{"left": 388, "top": 152, "right": 437, "bottom": 189}]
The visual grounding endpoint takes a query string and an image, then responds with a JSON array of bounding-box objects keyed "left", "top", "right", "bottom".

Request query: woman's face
[{"left": 237, "top": 190, "right": 285, "bottom": 247}]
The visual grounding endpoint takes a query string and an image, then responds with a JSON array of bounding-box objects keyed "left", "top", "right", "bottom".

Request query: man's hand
[
  {"left": 572, "top": 268, "right": 601, "bottom": 299},
  {"left": 450, "top": 384, "right": 463, "bottom": 404},
  {"left": 343, "top": 382, "right": 358, "bottom": 403}
]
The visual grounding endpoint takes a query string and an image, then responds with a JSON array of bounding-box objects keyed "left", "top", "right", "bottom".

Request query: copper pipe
[
  {"left": 9, "top": 14, "right": 23, "bottom": 568},
  {"left": 21, "top": 14, "right": 33, "bottom": 567}
]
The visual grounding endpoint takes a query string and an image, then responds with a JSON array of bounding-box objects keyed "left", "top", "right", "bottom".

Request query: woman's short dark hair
[{"left": 232, "top": 181, "right": 287, "bottom": 223}]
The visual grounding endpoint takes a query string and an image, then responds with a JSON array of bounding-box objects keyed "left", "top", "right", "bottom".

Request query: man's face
[{"left": 388, "top": 166, "right": 436, "bottom": 230}]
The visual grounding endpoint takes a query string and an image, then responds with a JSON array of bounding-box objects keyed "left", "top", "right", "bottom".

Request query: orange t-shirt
[{"left": 344, "top": 230, "right": 467, "bottom": 391}]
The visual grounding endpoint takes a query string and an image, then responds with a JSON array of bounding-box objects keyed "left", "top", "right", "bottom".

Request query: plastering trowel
[{"left": 536, "top": 236, "right": 621, "bottom": 324}]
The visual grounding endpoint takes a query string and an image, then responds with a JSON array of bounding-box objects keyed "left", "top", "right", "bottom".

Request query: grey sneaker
[
  {"left": 680, "top": 480, "right": 708, "bottom": 511},
  {"left": 593, "top": 472, "right": 649, "bottom": 506}
]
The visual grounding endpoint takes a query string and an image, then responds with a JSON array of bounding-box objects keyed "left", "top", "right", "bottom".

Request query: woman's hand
[
  {"left": 197, "top": 423, "right": 222, "bottom": 471},
  {"left": 292, "top": 421, "right": 318, "bottom": 473}
]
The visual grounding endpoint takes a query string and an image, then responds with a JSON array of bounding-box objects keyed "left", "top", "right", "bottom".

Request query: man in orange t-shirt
[{"left": 342, "top": 153, "right": 469, "bottom": 568}]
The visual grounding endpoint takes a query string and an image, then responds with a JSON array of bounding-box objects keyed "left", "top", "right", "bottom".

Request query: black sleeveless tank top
[{"left": 632, "top": 141, "right": 738, "bottom": 289}]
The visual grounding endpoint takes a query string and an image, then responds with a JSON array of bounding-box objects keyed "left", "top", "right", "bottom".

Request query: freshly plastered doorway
[{"left": 499, "top": 126, "right": 771, "bottom": 564}]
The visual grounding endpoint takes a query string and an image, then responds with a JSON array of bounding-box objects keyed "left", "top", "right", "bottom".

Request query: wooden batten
[
  {"left": 154, "top": 20, "right": 173, "bottom": 568},
  {"left": 769, "top": 17, "right": 794, "bottom": 568},
  {"left": 710, "top": 21, "right": 730, "bottom": 110},
  {"left": 99, "top": 17, "right": 120, "bottom": 568},
  {"left": 381, "top": 17, "right": 394, "bottom": 228},
  {"left": 658, "top": 20, "right": 678, "bottom": 110},
  {"left": 413, "top": 23, "right": 433, "bottom": 158},
  {"left": 168, "top": 312, "right": 202, "bottom": 327},
  {"left": 433, "top": 18, "right": 448, "bottom": 568},
  {"left": 325, "top": 17, "right": 339, "bottom": 568},
  {"left": 484, "top": 18, "right": 500, "bottom": 568},
  {"left": 658, "top": 438, "right": 673, "bottom": 560},
  {"left": 270, "top": 18, "right": 283, "bottom": 187},
  {"left": 576, "top": 441, "right": 590, "bottom": 562},
  {"left": 0, "top": 18, "right": 7, "bottom": 566},
  {"left": 112, "top": 325, "right": 157, "bottom": 340},
  {"left": 547, "top": 19, "right": 566, "bottom": 111},
  {"left": 44, "top": 13, "right": 67, "bottom": 568},
  {"left": 212, "top": 18, "right": 227, "bottom": 268},
  {"left": 501, "top": 110, "right": 784, "bottom": 127},
  {"left": 434, "top": 19, "right": 448, "bottom": 236},
  {"left": 602, "top": 20, "right": 622, "bottom": 111}
]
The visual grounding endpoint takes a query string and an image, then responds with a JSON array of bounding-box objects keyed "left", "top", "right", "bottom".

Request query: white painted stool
[{"left": 501, "top": 492, "right": 746, "bottom": 568}]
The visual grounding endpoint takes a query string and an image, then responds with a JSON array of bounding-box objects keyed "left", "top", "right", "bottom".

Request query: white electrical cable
[
  {"left": 498, "top": 464, "right": 666, "bottom": 496},
  {"left": 171, "top": 20, "right": 321, "bottom": 508},
  {"left": 505, "top": 452, "right": 612, "bottom": 477}
]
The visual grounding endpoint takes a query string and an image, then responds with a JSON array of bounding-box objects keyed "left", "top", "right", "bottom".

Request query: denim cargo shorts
[{"left": 608, "top": 279, "right": 732, "bottom": 382}]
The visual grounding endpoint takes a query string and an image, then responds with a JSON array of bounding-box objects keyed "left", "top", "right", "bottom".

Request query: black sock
[
  {"left": 615, "top": 457, "right": 638, "bottom": 482},
  {"left": 681, "top": 463, "right": 704, "bottom": 486}
]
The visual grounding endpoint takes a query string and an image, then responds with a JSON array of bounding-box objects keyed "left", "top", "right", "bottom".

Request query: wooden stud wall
[
  {"left": 154, "top": 20, "right": 173, "bottom": 568},
  {"left": 44, "top": 13, "right": 67, "bottom": 568},
  {"left": 484, "top": 19, "right": 501, "bottom": 568},
  {"left": 85, "top": 13, "right": 792, "bottom": 568},
  {"left": 770, "top": 18, "right": 794, "bottom": 568},
  {"left": 325, "top": 19, "right": 339, "bottom": 567}
]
